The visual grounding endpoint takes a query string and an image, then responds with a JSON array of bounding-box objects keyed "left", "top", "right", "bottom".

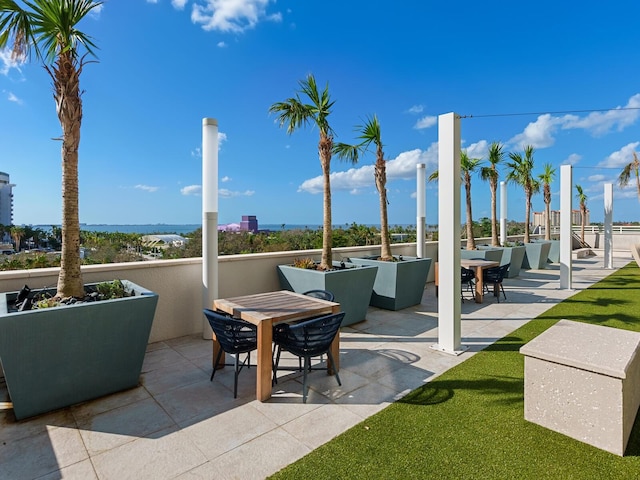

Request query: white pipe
[
  {"left": 416, "top": 163, "right": 426, "bottom": 258},
  {"left": 500, "top": 181, "right": 507, "bottom": 245},
  {"left": 604, "top": 183, "right": 613, "bottom": 269},
  {"left": 202, "top": 118, "right": 219, "bottom": 338},
  {"left": 560, "top": 165, "right": 572, "bottom": 289}
]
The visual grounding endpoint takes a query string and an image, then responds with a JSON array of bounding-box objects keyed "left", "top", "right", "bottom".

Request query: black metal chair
[
  {"left": 461, "top": 266, "right": 476, "bottom": 301},
  {"left": 272, "top": 311, "right": 345, "bottom": 403},
  {"left": 203, "top": 308, "right": 258, "bottom": 398},
  {"left": 302, "top": 289, "right": 335, "bottom": 302},
  {"left": 482, "top": 263, "right": 510, "bottom": 302}
]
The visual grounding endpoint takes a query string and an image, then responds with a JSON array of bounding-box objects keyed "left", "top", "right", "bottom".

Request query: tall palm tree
[
  {"left": 429, "top": 150, "right": 483, "bottom": 250},
  {"left": 538, "top": 163, "right": 556, "bottom": 240},
  {"left": 334, "top": 115, "right": 393, "bottom": 261},
  {"left": 1, "top": 0, "right": 101, "bottom": 298},
  {"left": 575, "top": 184, "right": 588, "bottom": 244},
  {"left": 9, "top": 225, "right": 24, "bottom": 252},
  {"left": 480, "top": 142, "right": 504, "bottom": 246},
  {"left": 618, "top": 151, "right": 640, "bottom": 201},
  {"left": 506, "top": 145, "right": 539, "bottom": 244},
  {"left": 269, "top": 74, "right": 336, "bottom": 270}
]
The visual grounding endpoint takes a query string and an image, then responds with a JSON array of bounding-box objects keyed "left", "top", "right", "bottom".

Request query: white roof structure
[{"left": 141, "top": 234, "right": 187, "bottom": 248}]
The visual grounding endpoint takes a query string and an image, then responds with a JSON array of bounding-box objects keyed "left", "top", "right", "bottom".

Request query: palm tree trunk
[
  {"left": 580, "top": 207, "right": 586, "bottom": 243},
  {"left": 524, "top": 190, "right": 531, "bottom": 244},
  {"left": 465, "top": 181, "right": 476, "bottom": 250},
  {"left": 319, "top": 135, "right": 333, "bottom": 270},
  {"left": 376, "top": 159, "right": 392, "bottom": 260},
  {"left": 544, "top": 200, "right": 551, "bottom": 240},
  {"left": 55, "top": 52, "right": 85, "bottom": 298},
  {"left": 490, "top": 180, "right": 499, "bottom": 246}
]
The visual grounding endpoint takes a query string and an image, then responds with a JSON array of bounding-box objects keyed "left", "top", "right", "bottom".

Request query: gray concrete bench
[
  {"left": 572, "top": 248, "right": 594, "bottom": 258},
  {"left": 520, "top": 320, "right": 640, "bottom": 456}
]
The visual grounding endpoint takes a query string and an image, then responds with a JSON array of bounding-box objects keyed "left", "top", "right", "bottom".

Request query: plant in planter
[
  {"left": 0, "top": 1, "right": 158, "bottom": 419},
  {"left": 333, "top": 115, "right": 432, "bottom": 310},
  {"left": 270, "top": 75, "right": 377, "bottom": 325}
]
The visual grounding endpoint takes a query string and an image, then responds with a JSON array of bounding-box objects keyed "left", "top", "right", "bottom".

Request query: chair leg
[
  {"left": 500, "top": 283, "right": 506, "bottom": 300},
  {"left": 233, "top": 354, "right": 240, "bottom": 398},
  {"left": 272, "top": 345, "right": 282, "bottom": 385},
  {"left": 211, "top": 348, "right": 224, "bottom": 381},
  {"left": 302, "top": 356, "right": 309, "bottom": 403}
]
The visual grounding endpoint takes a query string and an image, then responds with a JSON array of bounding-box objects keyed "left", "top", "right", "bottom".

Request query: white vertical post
[
  {"left": 604, "top": 183, "right": 613, "bottom": 269},
  {"left": 432, "top": 113, "right": 466, "bottom": 355},
  {"left": 500, "top": 181, "right": 507, "bottom": 245},
  {"left": 202, "top": 118, "right": 219, "bottom": 338},
  {"left": 560, "top": 165, "right": 572, "bottom": 289},
  {"left": 417, "top": 163, "right": 426, "bottom": 258}
]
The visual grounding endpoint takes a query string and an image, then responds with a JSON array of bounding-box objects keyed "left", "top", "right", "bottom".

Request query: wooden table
[
  {"left": 435, "top": 259, "right": 500, "bottom": 303},
  {"left": 213, "top": 290, "right": 341, "bottom": 401}
]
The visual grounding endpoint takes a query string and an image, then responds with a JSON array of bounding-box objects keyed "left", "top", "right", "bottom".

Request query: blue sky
[{"left": 2, "top": 1, "right": 640, "bottom": 227}]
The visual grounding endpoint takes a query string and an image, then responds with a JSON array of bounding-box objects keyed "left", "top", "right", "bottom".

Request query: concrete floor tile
[
  {"left": 142, "top": 358, "right": 207, "bottom": 396},
  {"left": 156, "top": 378, "right": 236, "bottom": 425},
  {"left": 37, "top": 459, "right": 98, "bottom": 480},
  {"left": 71, "top": 386, "right": 150, "bottom": 425}
]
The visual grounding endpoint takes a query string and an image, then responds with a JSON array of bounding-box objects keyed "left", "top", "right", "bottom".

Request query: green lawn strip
[{"left": 271, "top": 263, "right": 640, "bottom": 479}]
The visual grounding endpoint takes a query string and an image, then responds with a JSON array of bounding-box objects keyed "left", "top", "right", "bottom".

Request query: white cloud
[
  {"left": 135, "top": 184, "right": 159, "bottom": 193},
  {"left": 298, "top": 145, "right": 439, "bottom": 194},
  {"left": 89, "top": 3, "right": 103, "bottom": 18},
  {"left": 588, "top": 174, "right": 605, "bottom": 182},
  {"left": 508, "top": 94, "right": 640, "bottom": 150},
  {"left": 191, "top": 0, "right": 280, "bottom": 33},
  {"left": 598, "top": 142, "right": 640, "bottom": 168},
  {"left": 7, "top": 92, "right": 22, "bottom": 104},
  {"left": 219, "top": 188, "right": 255, "bottom": 197},
  {"left": 146, "top": 0, "right": 159, "bottom": 3},
  {"left": 564, "top": 153, "right": 582, "bottom": 165},
  {"left": 221, "top": 176, "right": 231, "bottom": 182},
  {"left": 407, "top": 105, "right": 424, "bottom": 114},
  {"left": 217, "top": 41, "right": 227, "bottom": 48},
  {"left": 464, "top": 140, "right": 488, "bottom": 159},
  {"left": 181, "top": 185, "right": 202, "bottom": 196},
  {"left": 191, "top": 147, "right": 201, "bottom": 157},
  {"left": 172, "top": 0, "right": 188, "bottom": 9},
  {"left": 0, "top": 47, "right": 23, "bottom": 76},
  {"left": 190, "top": 131, "right": 226, "bottom": 157},
  {"left": 413, "top": 116, "right": 437, "bottom": 130}
]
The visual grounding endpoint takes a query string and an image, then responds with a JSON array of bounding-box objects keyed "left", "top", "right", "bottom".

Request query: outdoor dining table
[
  {"left": 435, "top": 259, "right": 500, "bottom": 304},
  {"left": 212, "top": 290, "right": 341, "bottom": 401}
]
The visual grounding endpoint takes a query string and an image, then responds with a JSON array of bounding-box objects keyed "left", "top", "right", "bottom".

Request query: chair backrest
[
  {"left": 461, "top": 266, "right": 475, "bottom": 282},
  {"left": 273, "top": 312, "right": 345, "bottom": 358},
  {"left": 484, "top": 263, "right": 510, "bottom": 282},
  {"left": 303, "top": 289, "right": 335, "bottom": 302},
  {"left": 203, "top": 309, "right": 257, "bottom": 354}
]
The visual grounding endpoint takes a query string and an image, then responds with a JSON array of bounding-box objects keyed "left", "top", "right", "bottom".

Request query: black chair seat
[
  {"left": 203, "top": 308, "right": 258, "bottom": 398},
  {"left": 482, "top": 263, "right": 510, "bottom": 302},
  {"left": 461, "top": 266, "right": 476, "bottom": 301}
]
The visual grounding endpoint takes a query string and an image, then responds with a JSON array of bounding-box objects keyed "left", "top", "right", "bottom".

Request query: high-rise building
[{"left": 0, "top": 171, "right": 15, "bottom": 227}]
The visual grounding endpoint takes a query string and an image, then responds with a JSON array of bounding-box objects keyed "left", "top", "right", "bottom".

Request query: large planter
[
  {"left": 532, "top": 239, "right": 560, "bottom": 263},
  {"left": 461, "top": 248, "right": 503, "bottom": 263},
  {"left": 523, "top": 242, "right": 552, "bottom": 269},
  {"left": 277, "top": 262, "right": 377, "bottom": 327},
  {"left": 0, "top": 280, "right": 158, "bottom": 420},
  {"left": 498, "top": 245, "right": 526, "bottom": 278},
  {"left": 348, "top": 256, "right": 432, "bottom": 310}
]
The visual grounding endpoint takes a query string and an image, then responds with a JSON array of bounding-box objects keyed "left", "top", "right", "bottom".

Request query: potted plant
[
  {"left": 270, "top": 75, "right": 377, "bottom": 326},
  {"left": 333, "top": 115, "right": 431, "bottom": 310},
  {"left": 0, "top": 2, "right": 158, "bottom": 419}
]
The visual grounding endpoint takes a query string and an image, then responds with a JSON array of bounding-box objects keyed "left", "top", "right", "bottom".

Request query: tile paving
[{"left": 0, "top": 250, "right": 634, "bottom": 479}]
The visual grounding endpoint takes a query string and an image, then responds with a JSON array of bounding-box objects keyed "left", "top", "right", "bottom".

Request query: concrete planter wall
[
  {"left": 461, "top": 248, "right": 503, "bottom": 263},
  {"left": 523, "top": 242, "right": 552, "bottom": 269},
  {"left": 0, "top": 280, "right": 158, "bottom": 420},
  {"left": 349, "top": 256, "right": 432, "bottom": 310},
  {"left": 532, "top": 239, "right": 560, "bottom": 263},
  {"left": 277, "top": 263, "right": 377, "bottom": 327},
  {"left": 499, "top": 246, "right": 526, "bottom": 278}
]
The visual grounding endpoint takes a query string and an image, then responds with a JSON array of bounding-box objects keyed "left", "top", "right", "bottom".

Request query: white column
[
  {"left": 604, "top": 183, "right": 613, "bottom": 269},
  {"left": 202, "top": 118, "right": 219, "bottom": 338},
  {"left": 560, "top": 165, "right": 572, "bottom": 289},
  {"left": 432, "top": 113, "right": 466, "bottom": 355},
  {"left": 500, "top": 181, "right": 507, "bottom": 245},
  {"left": 416, "top": 163, "right": 426, "bottom": 258}
]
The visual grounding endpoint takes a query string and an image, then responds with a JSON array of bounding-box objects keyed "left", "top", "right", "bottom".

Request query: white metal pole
[
  {"left": 432, "top": 113, "right": 466, "bottom": 355},
  {"left": 500, "top": 181, "right": 507, "bottom": 245},
  {"left": 560, "top": 165, "right": 572, "bottom": 289},
  {"left": 417, "top": 163, "right": 426, "bottom": 258},
  {"left": 604, "top": 183, "right": 613, "bottom": 269},
  {"left": 202, "top": 118, "right": 219, "bottom": 338}
]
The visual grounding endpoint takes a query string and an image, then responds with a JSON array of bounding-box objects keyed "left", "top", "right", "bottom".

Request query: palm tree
[
  {"left": 9, "top": 225, "right": 24, "bottom": 252},
  {"left": 618, "top": 151, "right": 640, "bottom": 201},
  {"left": 334, "top": 115, "right": 393, "bottom": 261},
  {"left": 506, "top": 145, "right": 539, "bottom": 244},
  {"left": 575, "top": 184, "right": 588, "bottom": 244},
  {"left": 429, "top": 150, "right": 483, "bottom": 250},
  {"left": 1, "top": 0, "right": 101, "bottom": 298},
  {"left": 480, "top": 142, "right": 504, "bottom": 246},
  {"left": 538, "top": 163, "right": 556, "bottom": 240},
  {"left": 269, "top": 74, "right": 336, "bottom": 270}
]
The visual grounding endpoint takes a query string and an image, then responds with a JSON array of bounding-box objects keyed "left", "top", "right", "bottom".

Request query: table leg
[
  {"left": 474, "top": 267, "right": 484, "bottom": 303},
  {"left": 212, "top": 333, "right": 225, "bottom": 369},
  {"left": 327, "top": 334, "right": 340, "bottom": 375},
  {"left": 256, "top": 320, "right": 273, "bottom": 401}
]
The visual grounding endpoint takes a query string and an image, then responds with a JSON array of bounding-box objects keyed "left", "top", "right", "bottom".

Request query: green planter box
[
  {"left": 277, "top": 262, "right": 377, "bottom": 327},
  {"left": 523, "top": 242, "right": 552, "bottom": 269},
  {"left": 0, "top": 281, "right": 158, "bottom": 420},
  {"left": 532, "top": 239, "right": 560, "bottom": 263},
  {"left": 461, "top": 248, "right": 503, "bottom": 263},
  {"left": 349, "top": 256, "right": 432, "bottom": 310}
]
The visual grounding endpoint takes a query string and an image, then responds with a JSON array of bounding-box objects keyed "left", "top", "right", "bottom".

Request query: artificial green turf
[{"left": 270, "top": 263, "right": 640, "bottom": 480}]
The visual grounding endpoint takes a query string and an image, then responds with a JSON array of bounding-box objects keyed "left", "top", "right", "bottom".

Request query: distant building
[
  {"left": 219, "top": 215, "right": 261, "bottom": 233},
  {"left": 0, "top": 171, "right": 15, "bottom": 227},
  {"left": 533, "top": 209, "right": 589, "bottom": 228}
]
